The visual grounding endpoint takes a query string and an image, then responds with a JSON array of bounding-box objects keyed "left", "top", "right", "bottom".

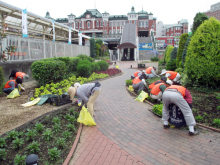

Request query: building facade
[{"left": 204, "top": 2, "right": 220, "bottom": 20}]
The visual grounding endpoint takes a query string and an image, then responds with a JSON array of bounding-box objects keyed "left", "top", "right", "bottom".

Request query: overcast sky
[{"left": 2, "top": 0, "right": 219, "bottom": 31}]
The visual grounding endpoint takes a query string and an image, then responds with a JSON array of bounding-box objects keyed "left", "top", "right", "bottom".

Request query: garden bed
[{"left": 0, "top": 106, "right": 79, "bottom": 165}]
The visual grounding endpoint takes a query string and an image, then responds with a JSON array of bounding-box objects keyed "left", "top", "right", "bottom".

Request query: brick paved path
[{"left": 69, "top": 62, "right": 220, "bottom": 165}]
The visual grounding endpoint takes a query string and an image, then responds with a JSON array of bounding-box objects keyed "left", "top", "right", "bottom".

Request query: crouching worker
[
  {"left": 132, "top": 74, "right": 148, "bottom": 93},
  {"left": 160, "top": 69, "right": 180, "bottom": 84},
  {"left": 131, "top": 70, "right": 145, "bottom": 79},
  {"left": 149, "top": 77, "right": 167, "bottom": 90},
  {"left": 9, "top": 70, "right": 29, "bottom": 90},
  {"left": 3, "top": 78, "right": 22, "bottom": 95},
  {"left": 67, "top": 81, "right": 101, "bottom": 117},
  {"left": 162, "top": 85, "right": 199, "bottom": 136},
  {"left": 145, "top": 66, "right": 159, "bottom": 79},
  {"left": 150, "top": 80, "right": 173, "bottom": 101}
]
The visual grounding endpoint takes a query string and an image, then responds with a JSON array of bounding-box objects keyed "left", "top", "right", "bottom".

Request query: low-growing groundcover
[{"left": 0, "top": 107, "right": 79, "bottom": 165}]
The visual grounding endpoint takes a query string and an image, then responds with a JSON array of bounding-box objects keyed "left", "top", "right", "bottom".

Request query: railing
[{"left": 1, "top": 35, "right": 90, "bottom": 62}]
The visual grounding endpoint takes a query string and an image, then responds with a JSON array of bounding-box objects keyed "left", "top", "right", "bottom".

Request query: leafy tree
[
  {"left": 165, "top": 46, "right": 174, "bottom": 63},
  {"left": 89, "top": 38, "right": 95, "bottom": 57},
  {"left": 192, "top": 12, "right": 208, "bottom": 34},
  {"left": 95, "top": 39, "right": 103, "bottom": 45},
  {"left": 185, "top": 17, "right": 220, "bottom": 88},
  {"left": 170, "top": 47, "right": 178, "bottom": 60},
  {"left": 95, "top": 43, "right": 100, "bottom": 57},
  {"left": 181, "top": 35, "right": 192, "bottom": 68},
  {"left": 164, "top": 45, "right": 170, "bottom": 63},
  {"left": 176, "top": 33, "right": 189, "bottom": 68}
]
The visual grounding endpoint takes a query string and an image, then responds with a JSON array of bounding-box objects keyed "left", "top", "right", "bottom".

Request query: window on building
[
  {"left": 97, "top": 21, "right": 99, "bottom": 27},
  {"left": 109, "top": 30, "right": 111, "bottom": 34},
  {"left": 167, "top": 29, "right": 169, "bottom": 32},
  {"left": 175, "top": 27, "right": 177, "bottom": 30},
  {"left": 76, "top": 22, "right": 78, "bottom": 28},
  {"left": 114, "top": 29, "right": 116, "bottom": 35},
  {"left": 79, "top": 22, "right": 81, "bottom": 28},
  {"left": 167, "top": 34, "right": 169, "bottom": 36},
  {"left": 146, "top": 20, "right": 148, "bottom": 27},
  {"left": 142, "top": 20, "right": 145, "bottom": 27},
  {"left": 167, "top": 39, "right": 173, "bottom": 44},
  {"left": 178, "top": 27, "right": 180, "bottom": 30},
  {"left": 118, "top": 29, "right": 120, "bottom": 34},
  {"left": 171, "top": 33, "right": 173, "bottom": 36},
  {"left": 139, "top": 21, "right": 141, "bottom": 27},
  {"left": 88, "top": 22, "right": 90, "bottom": 28},
  {"left": 104, "top": 21, "right": 107, "bottom": 27},
  {"left": 113, "top": 22, "right": 115, "bottom": 27},
  {"left": 109, "top": 22, "right": 111, "bottom": 27},
  {"left": 105, "top": 30, "right": 107, "bottom": 35},
  {"left": 134, "top": 21, "right": 136, "bottom": 25},
  {"left": 100, "top": 21, "right": 103, "bottom": 27},
  {"left": 171, "top": 28, "right": 173, "bottom": 31}
]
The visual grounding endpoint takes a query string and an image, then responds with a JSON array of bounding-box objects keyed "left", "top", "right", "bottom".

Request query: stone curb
[{"left": 126, "top": 86, "right": 220, "bottom": 133}]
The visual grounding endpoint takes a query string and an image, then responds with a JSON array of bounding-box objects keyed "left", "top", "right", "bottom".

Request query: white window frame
[
  {"left": 97, "top": 21, "right": 99, "bottom": 27},
  {"left": 76, "top": 22, "right": 78, "bottom": 28},
  {"left": 87, "top": 22, "right": 90, "bottom": 28},
  {"left": 100, "top": 21, "right": 103, "bottom": 27}
]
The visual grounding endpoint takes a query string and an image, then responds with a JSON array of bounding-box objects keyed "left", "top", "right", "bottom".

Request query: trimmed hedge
[
  {"left": 166, "top": 59, "right": 177, "bottom": 71},
  {"left": 31, "top": 60, "right": 66, "bottom": 86},
  {"left": 192, "top": 12, "right": 209, "bottom": 34},
  {"left": 91, "top": 62, "right": 101, "bottom": 72},
  {"left": 176, "top": 33, "right": 189, "bottom": 68},
  {"left": 165, "top": 46, "right": 174, "bottom": 63},
  {"left": 185, "top": 17, "right": 220, "bottom": 88},
  {"left": 90, "top": 38, "right": 95, "bottom": 58},
  {"left": 181, "top": 35, "right": 192, "bottom": 68},
  {"left": 77, "top": 54, "right": 94, "bottom": 63},
  {"left": 170, "top": 47, "right": 178, "bottom": 60},
  {"left": 97, "top": 61, "right": 109, "bottom": 71},
  {"left": 77, "top": 60, "right": 92, "bottom": 77}
]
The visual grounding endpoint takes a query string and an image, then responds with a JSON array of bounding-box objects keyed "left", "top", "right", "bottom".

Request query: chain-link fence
[{"left": 2, "top": 35, "right": 90, "bottom": 61}]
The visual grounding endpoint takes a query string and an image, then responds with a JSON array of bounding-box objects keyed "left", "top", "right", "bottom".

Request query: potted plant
[
  {"left": 138, "top": 62, "right": 145, "bottom": 68},
  {"left": 150, "top": 57, "right": 159, "bottom": 62}
]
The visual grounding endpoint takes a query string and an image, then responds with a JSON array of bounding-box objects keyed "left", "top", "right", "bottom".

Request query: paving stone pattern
[{"left": 69, "top": 61, "right": 220, "bottom": 165}]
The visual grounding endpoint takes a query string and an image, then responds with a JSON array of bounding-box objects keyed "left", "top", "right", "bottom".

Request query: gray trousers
[
  {"left": 146, "top": 73, "right": 156, "bottom": 79},
  {"left": 162, "top": 89, "right": 196, "bottom": 126},
  {"left": 132, "top": 81, "right": 145, "bottom": 93}
]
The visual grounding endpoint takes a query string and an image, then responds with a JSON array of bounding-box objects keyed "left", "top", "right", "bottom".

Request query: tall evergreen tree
[
  {"left": 90, "top": 38, "right": 95, "bottom": 58},
  {"left": 170, "top": 47, "right": 178, "bottom": 60},
  {"left": 192, "top": 12, "right": 208, "bottom": 34}
]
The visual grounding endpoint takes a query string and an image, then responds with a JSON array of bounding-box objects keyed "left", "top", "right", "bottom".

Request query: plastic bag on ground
[
  {"left": 20, "top": 98, "right": 41, "bottom": 107},
  {"left": 7, "top": 88, "right": 20, "bottom": 99},
  {"left": 135, "top": 90, "right": 148, "bottom": 102},
  {"left": 115, "top": 65, "right": 119, "bottom": 69},
  {"left": 77, "top": 106, "right": 96, "bottom": 126},
  {"left": 128, "top": 85, "right": 134, "bottom": 92}
]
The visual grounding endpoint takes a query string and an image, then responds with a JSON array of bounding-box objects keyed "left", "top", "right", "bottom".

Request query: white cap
[
  {"left": 74, "top": 82, "right": 81, "bottom": 88},
  {"left": 166, "top": 80, "right": 173, "bottom": 85},
  {"left": 160, "top": 69, "right": 167, "bottom": 75}
]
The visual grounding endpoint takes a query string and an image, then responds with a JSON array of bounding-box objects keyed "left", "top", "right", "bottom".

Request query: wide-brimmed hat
[
  {"left": 166, "top": 80, "right": 173, "bottom": 85},
  {"left": 74, "top": 82, "right": 81, "bottom": 88},
  {"left": 160, "top": 69, "right": 167, "bottom": 75},
  {"left": 67, "top": 87, "right": 77, "bottom": 100}
]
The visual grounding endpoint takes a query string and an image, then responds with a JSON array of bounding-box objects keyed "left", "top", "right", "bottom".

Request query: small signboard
[{"left": 139, "top": 43, "right": 153, "bottom": 50}]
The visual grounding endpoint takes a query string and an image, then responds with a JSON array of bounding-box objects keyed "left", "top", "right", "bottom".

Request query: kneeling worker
[
  {"left": 150, "top": 80, "right": 173, "bottom": 101},
  {"left": 149, "top": 77, "right": 167, "bottom": 90},
  {"left": 131, "top": 70, "right": 145, "bottom": 79},
  {"left": 145, "top": 66, "right": 159, "bottom": 79},
  {"left": 3, "top": 78, "right": 22, "bottom": 95},
  {"left": 160, "top": 69, "right": 180, "bottom": 84},
  {"left": 132, "top": 74, "right": 148, "bottom": 93},
  {"left": 162, "top": 85, "right": 199, "bottom": 136}
]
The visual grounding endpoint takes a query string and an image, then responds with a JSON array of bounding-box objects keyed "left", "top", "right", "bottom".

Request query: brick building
[{"left": 204, "top": 2, "right": 220, "bottom": 20}]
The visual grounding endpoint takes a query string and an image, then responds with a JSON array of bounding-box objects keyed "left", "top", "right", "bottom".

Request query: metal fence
[{"left": 2, "top": 35, "right": 90, "bottom": 61}]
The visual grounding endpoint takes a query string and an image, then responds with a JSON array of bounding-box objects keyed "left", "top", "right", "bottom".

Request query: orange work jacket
[
  {"left": 146, "top": 67, "right": 153, "bottom": 74},
  {"left": 166, "top": 85, "right": 186, "bottom": 97},
  {"left": 4, "top": 80, "right": 16, "bottom": 89},
  {"left": 150, "top": 83, "right": 165, "bottom": 95},
  {"left": 133, "top": 71, "right": 140, "bottom": 77},
  {"left": 132, "top": 76, "right": 141, "bottom": 84},
  {"left": 149, "top": 80, "right": 161, "bottom": 89},
  {"left": 166, "top": 71, "right": 177, "bottom": 80},
  {"left": 15, "top": 72, "right": 26, "bottom": 79}
]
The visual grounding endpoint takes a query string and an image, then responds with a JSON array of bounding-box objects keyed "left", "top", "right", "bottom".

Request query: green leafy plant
[
  {"left": 56, "top": 138, "right": 66, "bottom": 148},
  {"left": 152, "top": 104, "right": 163, "bottom": 116},
  {"left": 77, "top": 60, "right": 92, "bottom": 77},
  {"left": 0, "top": 148, "right": 7, "bottom": 160},
  {"left": 213, "top": 118, "right": 220, "bottom": 128},
  {"left": 67, "top": 116, "right": 76, "bottom": 124},
  {"left": 97, "top": 61, "right": 109, "bottom": 71},
  {"left": 67, "top": 124, "right": 76, "bottom": 131},
  {"left": 217, "top": 106, "right": 220, "bottom": 111},
  {"left": 42, "top": 128, "right": 54, "bottom": 141},
  {"left": 25, "top": 129, "right": 37, "bottom": 141},
  {"left": 14, "top": 154, "right": 26, "bottom": 165},
  {"left": 69, "top": 108, "right": 75, "bottom": 114},
  {"left": 0, "top": 138, "right": 6, "bottom": 148},
  {"left": 48, "top": 147, "right": 61, "bottom": 161},
  {"left": 7, "top": 130, "right": 19, "bottom": 141},
  {"left": 27, "top": 141, "right": 40, "bottom": 153},
  {"left": 52, "top": 123, "right": 61, "bottom": 133},
  {"left": 52, "top": 116, "right": 61, "bottom": 124},
  {"left": 126, "top": 79, "right": 133, "bottom": 86},
  {"left": 62, "top": 131, "right": 71, "bottom": 139},
  {"left": 150, "top": 57, "right": 159, "bottom": 62},
  {"left": 35, "top": 122, "right": 45, "bottom": 133},
  {"left": 12, "top": 137, "right": 24, "bottom": 149},
  {"left": 195, "top": 115, "right": 203, "bottom": 123},
  {"left": 166, "top": 59, "right": 177, "bottom": 71}
]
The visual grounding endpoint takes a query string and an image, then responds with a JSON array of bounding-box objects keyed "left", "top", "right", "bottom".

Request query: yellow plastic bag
[
  {"left": 128, "top": 85, "right": 134, "bottom": 92},
  {"left": 7, "top": 88, "right": 20, "bottom": 99},
  {"left": 135, "top": 90, "right": 148, "bottom": 102},
  {"left": 20, "top": 98, "right": 41, "bottom": 107},
  {"left": 115, "top": 65, "right": 119, "bottom": 69},
  {"left": 77, "top": 106, "right": 96, "bottom": 126}
]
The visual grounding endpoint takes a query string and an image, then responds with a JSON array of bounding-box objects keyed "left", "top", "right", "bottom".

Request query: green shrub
[
  {"left": 152, "top": 104, "right": 163, "bottom": 116},
  {"left": 170, "top": 47, "right": 178, "bottom": 60},
  {"left": 14, "top": 154, "right": 26, "bottom": 165},
  {"left": 95, "top": 43, "right": 101, "bottom": 57},
  {"left": 7, "top": 130, "right": 19, "bottom": 141},
  {"left": 90, "top": 38, "right": 96, "bottom": 58},
  {"left": 176, "top": 33, "right": 189, "bottom": 68},
  {"left": 192, "top": 12, "right": 209, "bottom": 34},
  {"left": 91, "top": 62, "right": 101, "bottom": 72},
  {"left": 27, "top": 141, "right": 40, "bottom": 153},
  {"left": 150, "top": 57, "right": 159, "bottom": 61},
  {"left": 181, "top": 35, "right": 192, "bottom": 68},
  {"left": 195, "top": 115, "right": 203, "bottom": 123},
  {"left": 77, "top": 60, "right": 92, "bottom": 77},
  {"left": 185, "top": 17, "right": 220, "bottom": 88},
  {"left": 56, "top": 138, "right": 66, "bottom": 148},
  {"left": 126, "top": 79, "right": 133, "bottom": 86},
  {"left": 165, "top": 46, "right": 174, "bottom": 63},
  {"left": 48, "top": 147, "right": 61, "bottom": 161},
  {"left": 166, "top": 59, "right": 177, "bottom": 71},
  {"left": 25, "top": 129, "right": 37, "bottom": 141},
  {"left": 70, "top": 57, "right": 80, "bottom": 71},
  {"left": 12, "top": 137, "right": 24, "bottom": 149},
  {"left": 42, "top": 128, "right": 53, "bottom": 141},
  {"left": 0, "top": 148, "right": 7, "bottom": 160},
  {"left": 217, "top": 106, "right": 220, "bottom": 111},
  {"left": 77, "top": 54, "right": 94, "bottom": 62},
  {"left": 164, "top": 46, "right": 169, "bottom": 63},
  {"left": 53, "top": 123, "right": 61, "bottom": 133},
  {"left": 213, "top": 118, "right": 220, "bottom": 128},
  {"left": 0, "top": 138, "right": 6, "bottom": 148},
  {"left": 31, "top": 60, "right": 66, "bottom": 86},
  {"left": 35, "top": 122, "right": 45, "bottom": 133},
  {"left": 97, "top": 61, "right": 109, "bottom": 71}
]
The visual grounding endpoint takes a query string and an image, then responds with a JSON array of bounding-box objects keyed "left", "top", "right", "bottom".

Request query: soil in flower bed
[{"left": 0, "top": 106, "right": 79, "bottom": 165}]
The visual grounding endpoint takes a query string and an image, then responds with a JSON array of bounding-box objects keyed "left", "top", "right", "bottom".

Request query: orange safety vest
[
  {"left": 149, "top": 80, "right": 161, "bottom": 89},
  {"left": 166, "top": 85, "right": 186, "bottom": 97},
  {"left": 15, "top": 72, "right": 26, "bottom": 79},
  {"left": 132, "top": 76, "right": 142, "bottom": 84},
  {"left": 133, "top": 71, "right": 140, "bottom": 77},
  {"left": 146, "top": 67, "right": 153, "bottom": 74},
  {"left": 4, "top": 80, "right": 16, "bottom": 89},
  {"left": 150, "top": 83, "right": 165, "bottom": 95},
  {"left": 166, "top": 71, "right": 177, "bottom": 80}
]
